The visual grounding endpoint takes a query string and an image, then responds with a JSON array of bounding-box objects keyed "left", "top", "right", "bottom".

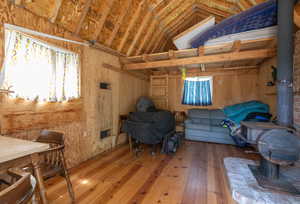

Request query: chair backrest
[
  {"left": 36, "top": 130, "right": 64, "bottom": 145},
  {"left": 36, "top": 130, "right": 66, "bottom": 179},
  {"left": 0, "top": 169, "right": 36, "bottom": 204}
]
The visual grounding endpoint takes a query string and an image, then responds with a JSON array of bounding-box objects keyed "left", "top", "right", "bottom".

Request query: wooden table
[{"left": 0, "top": 136, "right": 49, "bottom": 204}]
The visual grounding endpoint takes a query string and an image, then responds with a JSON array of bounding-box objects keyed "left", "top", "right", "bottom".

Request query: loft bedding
[{"left": 190, "top": 0, "right": 277, "bottom": 48}]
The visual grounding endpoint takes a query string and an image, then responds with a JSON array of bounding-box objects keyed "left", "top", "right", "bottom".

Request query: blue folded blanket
[{"left": 223, "top": 101, "right": 269, "bottom": 124}]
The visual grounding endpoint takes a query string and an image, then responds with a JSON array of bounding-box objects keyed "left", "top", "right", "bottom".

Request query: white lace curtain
[{"left": 1, "top": 29, "right": 80, "bottom": 102}]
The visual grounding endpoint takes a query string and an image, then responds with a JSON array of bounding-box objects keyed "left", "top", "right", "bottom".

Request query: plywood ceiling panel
[{"left": 10, "top": 0, "right": 267, "bottom": 56}]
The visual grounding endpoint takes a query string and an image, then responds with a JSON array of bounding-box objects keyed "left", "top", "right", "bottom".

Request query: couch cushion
[
  {"left": 210, "top": 109, "right": 226, "bottom": 119},
  {"left": 190, "top": 118, "right": 210, "bottom": 124},
  {"left": 185, "top": 120, "right": 210, "bottom": 131},
  {"left": 188, "top": 109, "right": 209, "bottom": 119},
  {"left": 185, "top": 128, "right": 235, "bottom": 145}
]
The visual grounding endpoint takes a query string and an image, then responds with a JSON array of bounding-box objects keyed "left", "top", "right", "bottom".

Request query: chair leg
[
  {"left": 128, "top": 134, "right": 133, "bottom": 152},
  {"left": 60, "top": 152, "right": 75, "bottom": 203}
]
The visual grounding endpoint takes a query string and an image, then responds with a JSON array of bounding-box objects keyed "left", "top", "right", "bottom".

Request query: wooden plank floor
[{"left": 45, "top": 141, "right": 259, "bottom": 204}]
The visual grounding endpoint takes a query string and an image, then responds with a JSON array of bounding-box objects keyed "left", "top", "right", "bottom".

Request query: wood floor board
[{"left": 45, "top": 141, "right": 259, "bottom": 204}]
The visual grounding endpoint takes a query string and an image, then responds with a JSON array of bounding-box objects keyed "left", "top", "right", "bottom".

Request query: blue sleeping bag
[
  {"left": 223, "top": 101, "right": 269, "bottom": 124},
  {"left": 191, "top": 0, "right": 277, "bottom": 48}
]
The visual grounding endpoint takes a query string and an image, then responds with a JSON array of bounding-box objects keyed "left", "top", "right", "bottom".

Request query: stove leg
[{"left": 259, "top": 158, "right": 280, "bottom": 179}]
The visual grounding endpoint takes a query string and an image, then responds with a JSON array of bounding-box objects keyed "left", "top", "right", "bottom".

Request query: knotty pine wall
[
  {"left": 0, "top": 2, "right": 149, "bottom": 168},
  {"left": 167, "top": 69, "right": 260, "bottom": 111},
  {"left": 257, "top": 57, "right": 277, "bottom": 116}
]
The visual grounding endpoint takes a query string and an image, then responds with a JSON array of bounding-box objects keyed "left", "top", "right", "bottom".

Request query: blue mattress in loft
[{"left": 191, "top": 0, "right": 277, "bottom": 48}]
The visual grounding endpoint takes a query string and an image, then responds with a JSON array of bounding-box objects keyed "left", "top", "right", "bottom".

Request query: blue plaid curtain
[{"left": 182, "top": 79, "right": 212, "bottom": 106}]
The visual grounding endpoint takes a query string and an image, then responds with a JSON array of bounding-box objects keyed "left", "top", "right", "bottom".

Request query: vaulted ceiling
[{"left": 12, "top": 0, "right": 267, "bottom": 56}]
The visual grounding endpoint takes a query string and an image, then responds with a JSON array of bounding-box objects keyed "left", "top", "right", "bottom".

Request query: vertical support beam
[
  {"left": 277, "top": 0, "right": 297, "bottom": 127},
  {"left": 93, "top": 0, "right": 116, "bottom": 40},
  {"left": 74, "top": 0, "right": 93, "bottom": 35},
  {"left": 105, "top": 0, "right": 132, "bottom": 46},
  {"left": 117, "top": 1, "right": 144, "bottom": 52}
]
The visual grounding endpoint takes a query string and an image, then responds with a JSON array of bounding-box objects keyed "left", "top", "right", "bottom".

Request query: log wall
[{"left": 0, "top": 2, "right": 149, "bottom": 168}]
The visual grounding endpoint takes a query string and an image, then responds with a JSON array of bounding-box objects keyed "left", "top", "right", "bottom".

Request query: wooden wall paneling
[
  {"left": 135, "top": 19, "right": 157, "bottom": 55},
  {"left": 126, "top": 10, "right": 153, "bottom": 56},
  {"left": 117, "top": 1, "right": 144, "bottom": 52},
  {"left": 74, "top": 0, "right": 93, "bottom": 35},
  {"left": 93, "top": 0, "right": 116, "bottom": 41},
  {"left": 166, "top": 69, "right": 259, "bottom": 112},
  {"left": 105, "top": 0, "right": 132, "bottom": 47},
  {"left": 150, "top": 75, "right": 169, "bottom": 109},
  {"left": 257, "top": 57, "right": 277, "bottom": 116}
]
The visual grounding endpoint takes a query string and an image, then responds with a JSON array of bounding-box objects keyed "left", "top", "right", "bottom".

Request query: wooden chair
[
  {"left": 0, "top": 168, "right": 36, "bottom": 204},
  {"left": 116, "top": 114, "right": 133, "bottom": 152},
  {"left": 33, "top": 130, "right": 75, "bottom": 203}
]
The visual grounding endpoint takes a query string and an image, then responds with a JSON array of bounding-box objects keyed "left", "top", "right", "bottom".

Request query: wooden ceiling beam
[
  {"left": 92, "top": 0, "right": 116, "bottom": 40},
  {"left": 164, "top": 6, "right": 195, "bottom": 30},
  {"left": 124, "top": 48, "right": 276, "bottom": 70},
  {"left": 168, "top": 15, "right": 199, "bottom": 37},
  {"left": 167, "top": 65, "right": 258, "bottom": 75},
  {"left": 105, "top": 0, "right": 132, "bottom": 46},
  {"left": 127, "top": 10, "right": 153, "bottom": 56},
  {"left": 162, "top": 1, "right": 195, "bottom": 27},
  {"left": 117, "top": 1, "right": 144, "bottom": 52},
  {"left": 157, "top": 0, "right": 186, "bottom": 19},
  {"left": 74, "top": 0, "right": 93, "bottom": 35},
  {"left": 135, "top": 20, "right": 157, "bottom": 55},
  {"left": 193, "top": 3, "right": 231, "bottom": 18},
  {"left": 50, "top": 0, "right": 63, "bottom": 23},
  {"left": 209, "top": 0, "right": 239, "bottom": 13},
  {"left": 237, "top": 0, "right": 252, "bottom": 11},
  {"left": 167, "top": 11, "right": 195, "bottom": 35},
  {"left": 151, "top": 32, "right": 167, "bottom": 53},
  {"left": 145, "top": 29, "right": 163, "bottom": 53}
]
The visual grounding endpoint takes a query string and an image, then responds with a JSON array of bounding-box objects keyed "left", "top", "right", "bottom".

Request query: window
[
  {"left": 181, "top": 76, "right": 212, "bottom": 106},
  {"left": 0, "top": 29, "right": 80, "bottom": 102}
]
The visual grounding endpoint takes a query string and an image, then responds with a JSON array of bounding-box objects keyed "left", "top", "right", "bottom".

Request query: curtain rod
[{"left": 4, "top": 23, "right": 89, "bottom": 46}]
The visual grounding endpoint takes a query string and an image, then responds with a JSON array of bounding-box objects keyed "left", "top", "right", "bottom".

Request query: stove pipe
[{"left": 277, "top": 0, "right": 297, "bottom": 127}]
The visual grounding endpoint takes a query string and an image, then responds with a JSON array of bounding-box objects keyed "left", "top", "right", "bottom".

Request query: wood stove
[{"left": 248, "top": 129, "right": 300, "bottom": 195}]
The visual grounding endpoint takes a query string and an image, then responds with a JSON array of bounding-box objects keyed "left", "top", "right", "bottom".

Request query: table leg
[{"left": 31, "top": 153, "right": 48, "bottom": 204}]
